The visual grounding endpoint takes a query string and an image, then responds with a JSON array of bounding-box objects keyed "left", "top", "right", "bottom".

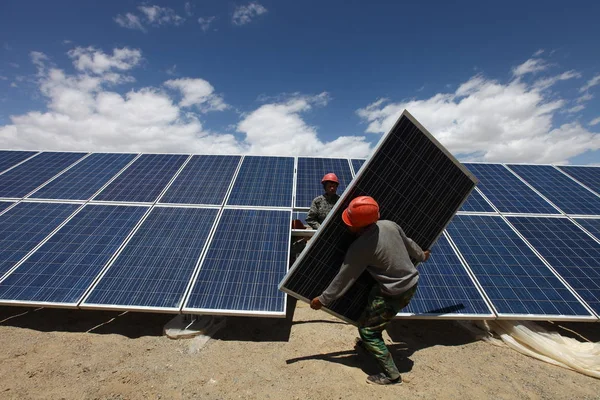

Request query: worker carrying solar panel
[
  {"left": 310, "top": 196, "right": 431, "bottom": 386},
  {"left": 305, "top": 173, "right": 340, "bottom": 229}
]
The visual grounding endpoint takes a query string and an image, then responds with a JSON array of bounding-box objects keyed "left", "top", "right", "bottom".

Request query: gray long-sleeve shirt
[
  {"left": 306, "top": 193, "right": 339, "bottom": 229},
  {"left": 318, "top": 220, "right": 425, "bottom": 305}
]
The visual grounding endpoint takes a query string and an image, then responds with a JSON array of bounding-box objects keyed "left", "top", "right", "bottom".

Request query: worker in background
[
  {"left": 306, "top": 173, "right": 340, "bottom": 229},
  {"left": 310, "top": 196, "right": 431, "bottom": 385}
]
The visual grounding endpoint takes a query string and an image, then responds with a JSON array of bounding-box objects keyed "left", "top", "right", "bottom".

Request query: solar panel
[
  {"left": 183, "top": 208, "right": 291, "bottom": 316},
  {"left": 28, "top": 153, "right": 137, "bottom": 200},
  {"left": 295, "top": 158, "right": 353, "bottom": 208},
  {"left": 82, "top": 207, "right": 218, "bottom": 311},
  {"left": 464, "top": 163, "right": 559, "bottom": 214},
  {"left": 558, "top": 166, "right": 600, "bottom": 195},
  {"left": 459, "top": 189, "right": 495, "bottom": 212},
  {"left": 226, "top": 156, "right": 294, "bottom": 207},
  {"left": 574, "top": 218, "right": 600, "bottom": 241},
  {"left": 507, "top": 216, "right": 600, "bottom": 316},
  {"left": 400, "top": 233, "right": 494, "bottom": 317},
  {"left": 0, "top": 151, "right": 37, "bottom": 173},
  {"left": 94, "top": 154, "right": 188, "bottom": 203},
  {"left": 0, "top": 152, "right": 86, "bottom": 198},
  {"left": 281, "top": 111, "right": 478, "bottom": 324},
  {"left": 0, "top": 202, "right": 80, "bottom": 279},
  {"left": 351, "top": 159, "right": 366, "bottom": 176},
  {"left": 292, "top": 211, "right": 308, "bottom": 227},
  {"left": 0, "top": 204, "right": 148, "bottom": 305},
  {"left": 507, "top": 164, "right": 600, "bottom": 215},
  {"left": 0, "top": 201, "right": 14, "bottom": 214},
  {"left": 446, "top": 215, "right": 593, "bottom": 319},
  {"left": 159, "top": 155, "right": 240, "bottom": 205}
]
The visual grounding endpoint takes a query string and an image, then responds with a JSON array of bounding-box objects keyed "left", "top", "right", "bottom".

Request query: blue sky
[{"left": 1, "top": 0, "right": 599, "bottom": 164}]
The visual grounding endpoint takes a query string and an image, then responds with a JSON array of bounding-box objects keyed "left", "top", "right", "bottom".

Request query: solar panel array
[{"left": 0, "top": 122, "right": 599, "bottom": 322}]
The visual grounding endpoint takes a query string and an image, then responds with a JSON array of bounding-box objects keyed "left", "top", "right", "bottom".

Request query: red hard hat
[
  {"left": 342, "top": 196, "right": 380, "bottom": 228},
  {"left": 321, "top": 173, "right": 339, "bottom": 184}
]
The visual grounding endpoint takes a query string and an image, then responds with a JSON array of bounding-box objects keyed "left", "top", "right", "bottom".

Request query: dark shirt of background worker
[
  {"left": 310, "top": 196, "right": 431, "bottom": 386},
  {"left": 306, "top": 173, "right": 340, "bottom": 229}
]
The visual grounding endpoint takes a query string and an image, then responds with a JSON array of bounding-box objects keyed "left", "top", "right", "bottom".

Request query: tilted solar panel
[
  {"left": 463, "top": 163, "right": 559, "bottom": 214},
  {"left": 558, "top": 166, "right": 600, "bottom": 196},
  {"left": 94, "top": 154, "right": 188, "bottom": 203},
  {"left": 400, "top": 233, "right": 494, "bottom": 317},
  {"left": 295, "top": 158, "right": 353, "bottom": 208},
  {"left": 446, "top": 215, "right": 593, "bottom": 319},
  {"left": 29, "top": 153, "right": 137, "bottom": 200},
  {"left": 0, "top": 202, "right": 80, "bottom": 278},
  {"left": 0, "top": 201, "right": 14, "bottom": 214},
  {"left": 507, "top": 164, "right": 600, "bottom": 215},
  {"left": 507, "top": 216, "right": 600, "bottom": 317},
  {"left": 459, "top": 189, "right": 495, "bottom": 212},
  {"left": 0, "top": 151, "right": 37, "bottom": 174},
  {"left": 351, "top": 159, "right": 366, "bottom": 176},
  {"left": 0, "top": 204, "right": 148, "bottom": 306},
  {"left": 183, "top": 208, "right": 291, "bottom": 316},
  {"left": 82, "top": 206, "right": 219, "bottom": 311},
  {"left": 0, "top": 152, "right": 86, "bottom": 199},
  {"left": 281, "top": 111, "right": 478, "bottom": 324},
  {"left": 574, "top": 218, "right": 600, "bottom": 241},
  {"left": 226, "top": 156, "right": 294, "bottom": 208},
  {"left": 159, "top": 155, "right": 241, "bottom": 205}
]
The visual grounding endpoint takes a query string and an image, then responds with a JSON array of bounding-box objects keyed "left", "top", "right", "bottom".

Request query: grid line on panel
[
  {"left": 94, "top": 154, "right": 188, "bottom": 203},
  {"left": 160, "top": 155, "right": 241, "bottom": 205},
  {"left": 0, "top": 205, "right": 148, "bottom": 304},
  {"left": 226, "top": 156, "right": 294, "bottom": 207},
  {"left": 83, "top": 207, "right": 218, "bottom": 309},
  {"left": 0, "top": 202, "right": 80, "bottom": 279},
  {"left": 507, "top": 164, "right": 600, "bottom": 215},
  {"left": 0, "top": 152, "right": 86, "bottom": 199},
  {"left": 0, "top": 151, "right": 38, "bottom": 174},
  {"left": 0, "top": 202, "right": 14, "bottom": 214},
  {"left": 574, "top": 218, "right": 600, "bottom": 243},
  {"left": 185, "top": 209, "right": 290, "bottom": 314},
  {"left": 29, "top": 153, "right": 137, "bottom": 200},
  {"left": 463, "top": 163, "right": 559, "bottom": 214},
  {"left": 507, "top": 216, "right": 600, "bottom": 316},
  {"left": 295, "top": 158, "right": 353, "bottom": 208},
  {"left": 459, "top": 188, "right": 495, "bottom": 212},
  {"left": 445, "top": 215, "right": 591, "bottom": 317},
  {"left": 402, "top": 234, "right": 492, "bottom": 316},
  {"left": 558, "top": 166, "right": 600, "bottom": 196}
]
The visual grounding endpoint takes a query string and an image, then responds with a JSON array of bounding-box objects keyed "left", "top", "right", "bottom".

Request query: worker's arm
[
  {"left": 305, "top": 198, "right": 321, "bottom": 229},
  {"left": 396, "top": 224, "right": 427, "bottom": 262}
]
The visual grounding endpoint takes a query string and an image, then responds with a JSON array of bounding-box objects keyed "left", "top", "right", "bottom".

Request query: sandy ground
[{"left": 0, "top": 299, "right": 599, "bottom": 400}]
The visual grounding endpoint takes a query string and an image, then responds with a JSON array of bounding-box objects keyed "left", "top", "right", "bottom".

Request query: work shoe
[
  {"left": 354, "top": 337, "right": 365, "bottom": 350},
  {"left": 366, "top": 373, "right": 402, "bottom": 385}
]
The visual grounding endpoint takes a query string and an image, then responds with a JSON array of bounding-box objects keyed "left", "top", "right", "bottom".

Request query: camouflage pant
[{"left": 357, "top": 283, "right": 418, "bottom": 379}]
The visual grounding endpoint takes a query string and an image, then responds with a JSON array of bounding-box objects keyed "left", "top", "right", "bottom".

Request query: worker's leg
[{"left": 357, "top": 284, "right": 418, "bottom": 380}]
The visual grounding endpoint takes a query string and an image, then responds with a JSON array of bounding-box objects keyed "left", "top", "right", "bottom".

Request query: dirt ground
[{"left": 0, "top": 299, "right": 599, "bottom": 400}]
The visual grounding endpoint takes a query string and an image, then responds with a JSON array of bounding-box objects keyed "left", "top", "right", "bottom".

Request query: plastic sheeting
[{"left": 467, "top": 320, "right": 600, "bottom": 379}]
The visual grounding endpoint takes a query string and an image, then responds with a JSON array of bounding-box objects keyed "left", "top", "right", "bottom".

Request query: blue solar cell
[
  {"left": 29, "top": 153, "right": 137, "bottom": 200},
  {"left": 459, "top": 189, "right": 495, "bottom": 212},
  {"left": 160, "top": 155, "right": 240, "bottom": 205},
  {"left": 184, "top": 209, "right": 290, "bottom": 314},
  {"left": 226, "top": 156, "right": 294, "bottom": 207},
  {"left": 446, "top": 215, "right": 591, "bottom": 317},
  {"left": 0, "top": 202, "right": 80, "bottom": 278},
  {"left": 94, "top": 154, "right": 188, "bottom": 203},
  {"left": 464, "top": 163, "right": 559, "bottom": 214},
  {"left": 558, "top": 166, "right": 600, "bottom": 195},
  {"left": 295, "top": 158, "right": 353, "bottom": 208},
  {"left": 83, "top": 207, "right": 218, "bottom": 309},
  {"left": 0, "top": 204, "right": 147, "bottom": 304},
  {"left": 575, "top": 218, "right": 600, "bottom": 242},
  {"left": 0, "top": 152, "right": 86, "bottom": 198},
  {"left": 351, "top": 159, "right": 366, "bottom": 176},
  {"left": 0, "top": 202, "right": 14, "bottom": 214},
  {"left": 0, "top": 151, "right": 37, "bottom": 173},
  {"left": 402, "top": 234, "right": 493, "bottom": 316},
  {"left": 508, "top": 216, "right": 600, "bottom": 316},
  {"left": 508, "top": 164, "right": 600, "bottom": 215}
]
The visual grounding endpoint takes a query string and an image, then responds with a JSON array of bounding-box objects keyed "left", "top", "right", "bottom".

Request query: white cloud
[
  {"left": 164, "top": 78, "right": 228, "bottom": 112},
  {"left": 512, "top": 58, "right": 548, "bottom": 77},
  {"left": 232, "top": 2, "right": 267, "bottom": 25},
  {"left": 580, "top": 75, "right": 600, "bottom": 92},
  {"left": 237, "top": 93, "right": 371, "bottom": 157},
  {"left": 533, "top": 49, "right": 544, "bottom": 57},
  {"left": 68, "top": 47, "right": 142, "bottom": 75},
  {"left": 590, "top": 117, "right": 600, "bottom": 127},
  {"left": 114, "top": 13, "right": 146, "bottom": 32},
  {"left": 577, "top": 93, "right": 594, "bottom": 103},
  {"left": 533, "top": 70, "right": 580, "bottom": 91},
  {"left": 565, "top": 104, "right": 585, "bottom": 113},
  {"left": 185, "top": 2, "right": 194, "bottom": 16},
  {"left": 166, "top": 64, "right": 177, "bottom": 76},
  {"left": 138, "top": 5, "right": 184, "bottom": 26},
  {"left": 357, "top": 59, "right": 600, "bottom": 164},
  {"left": 198, "top": 16, "right": 216, "bottom": 32},
  {"left": 0, "top": 76, "right": 7, "bottom": 81},
  {"left": 62, "top": 40, "right": 73, "bottom": 45},
  {"left": 10, "top": 82, "right": 17, "bottom": 88}
]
